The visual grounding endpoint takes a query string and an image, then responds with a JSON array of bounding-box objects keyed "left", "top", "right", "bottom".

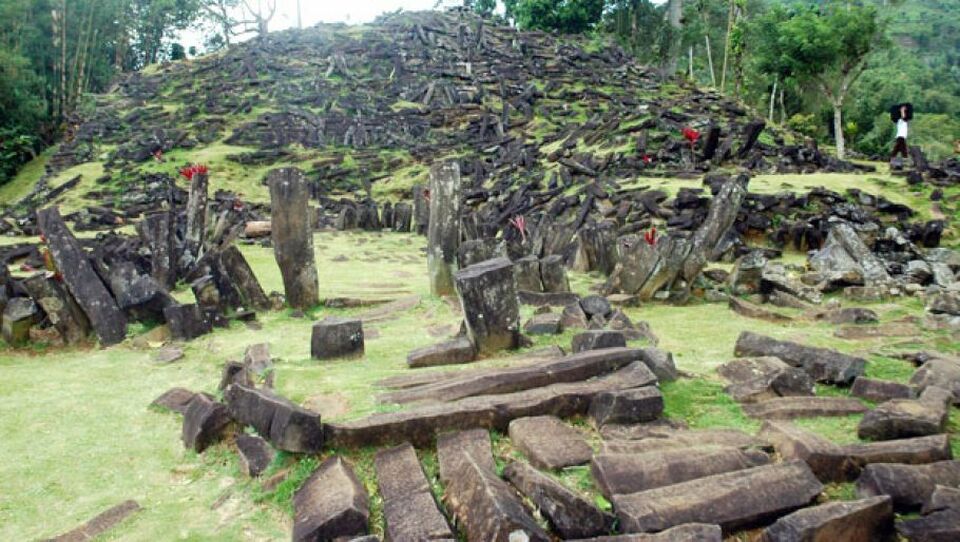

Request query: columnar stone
[
  {"left": 106, "top": 260, "right": 173, "bottom": 321},
  {"left": 293, "top": 456, "right": 369, "bottom": 542},
  {"left": 181, "top": 394, "right": 233, "bottom": 453},
  {"left": 427, "top": 161, "right": 461, "bottom": 296},
  {"left": 184, "top": 171, "right": 209, "bottom": 264},
  {"left": 392, "top": 202, "right": 412, "bottom": 232},
  {"left": 412, "top": 184, "right": 429, "bottom": 235},
  {"left": 855, "top": 461, "right": 960, "bottom": 510},
  {"left": 734, "top": 331, "right": 866, "bottom": 385},
  {"left": 406, "top": 336, "right": 477, "bottom": 368},
  {"left": 236, "top": 434, "right": 274, "bottom": 477},
  {"left": 454, "top": 257, "right": 520, "bottom": 355},
  {"left": 508, "top": 416, "right": 593, "bottom": 469},
  {"left": 380, "top": 202, "right": 394, "bottom": 231},
  {"left": 760, "top": 496, "right": 894, "bottom": 542},
  {"left": 513, "top": 255, "right": 543, "bottom": 292},
  {"left": 36, "top": 207, "right": 127, "bottom": 345},
  {"left": 163, "top": 303, "right": 211, "bottom": 341},
  {"left": 572, "top": 330, "right": 627, "bottom": 353},
  {"left": 1, "top": 297, "right": 40, "bottom": 345},
  {"left": 22, "top": 274, "right": 90, "bottom": 344},
  {"left": 335, "top": 205, "right": 358, "bottom": 230},
  {"left": 311, "top": 317, "right": 364, "bottom": 360},
  {"left": 268, "top": 168, "right": 319, "bottom": 309},
  {"left": 374, "top": 443, "right": 453, "bottom": 541},
  {"left": 589, "top": 387, "right": 664, "bottom": 426},
  {"left": 577, "top": 221, "right": 619, "bottom": 275},
  {"left": 225, "top": 384, "right": 323, "bottom": 453},
  {"left": 220, "top": 246, "right": 271, "bottom": 311},
  {"left": 136, "top": 210, "right": 177, "bottom": 290},
  {"left": 458, "top": 238, "right": 498, "bottom": 269},
  {"left": 540, "top": 254, "right": 571, "bottom": 292}
]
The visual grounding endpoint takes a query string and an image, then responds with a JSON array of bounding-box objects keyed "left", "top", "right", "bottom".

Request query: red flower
[
  {"left": 509, "top": 215, "right": 527, "bottom": 243},
  {"left": 644, "top": 226, "right": 657, "bottom": 246},
  {"left": 682, "top": 127, "right": 701, "bottom": 143},
  {"left": 642, "top": 154, "right": 653, "bottom": 165},
  {"left": 179, "top": 164, "right": 209, "bottom": 181}
]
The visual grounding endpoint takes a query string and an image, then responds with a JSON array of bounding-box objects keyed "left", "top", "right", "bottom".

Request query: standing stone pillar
[
  {"left": 454, "top": 257, "right": 521, "bottom": 355},
  {"left": 412, "top": 185, "right": 429, "bottom": 236},
  {"left": 37, "top": 207, "right": 127, "bottom": 345},
  {"left": 23, "top": 274, "right": 91, "bottom": 344},
  {"left": 137, "top": 210, "right": 177, "bottom": 291},
  {"left": 540, "top": 255, "right": 570, "bottom": 293},
  {"left": 184, "top": 171, "right": 209, "bottom": 264},
  {"left": 268, "top": 168, "right": 319, "bottom": 309},
  {"left": 427, "top": 161, "right": 461, "bottom": 297}
]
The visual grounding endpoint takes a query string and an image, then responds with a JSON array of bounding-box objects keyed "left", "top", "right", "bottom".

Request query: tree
[
  {"left": 465, "top": 0, "right": 496, "bottom": 17},
  {"left": 750, "top": 4, "right": 886, "bottom": 158},
  {"left": 504, "top": 0, "right": 604, "bottom": 33},
  {"left": 242, "top": 0, "right": 276, "bottom": 37}
]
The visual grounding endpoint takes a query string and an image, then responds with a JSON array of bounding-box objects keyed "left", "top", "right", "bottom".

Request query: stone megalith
[
  {"left": 454, "top": 257, "right": 521, "bottom": 355},
  {"left": 184, "top": 171, "right": 209, "bottom": 265},
  {"left": 136, "top": 210, "right": 177, "bottom": 291},
  {"left": 267, "top": 168, "right": 319, "bottom": 309},
  {"left": 427, "top": 161, "right": 461, "bottom": 296}
]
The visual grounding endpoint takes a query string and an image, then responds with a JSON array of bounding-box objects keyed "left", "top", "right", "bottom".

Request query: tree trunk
[
  {"left": 779, "top": 87, "right": 786, "bottom": 124},
  {"left": 833, "top": 103, "right": 845, "bottom": 159},
  {"left": 705, "top": 35, "right": 716, "bottom": 87},
  {"left": 665, "top": 0, "right": 682, "bottom": 76},
  {"left": 768, "top": 78, "right": 777, "bottom": 122},
  {"left": 721, "top": 0, "right": 735, "bottom": 92},
  {"left": 688, "top": 46, "right": 694, "bottom": 79}
]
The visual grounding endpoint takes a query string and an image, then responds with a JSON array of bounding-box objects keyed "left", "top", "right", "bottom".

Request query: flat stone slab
[
  {"left": 46, "top": 500, "right": 141, "bottom": 542},
  {"left": 734, "top": 331, "right": 866, "bottom": 385},
  {"left": 151, "top": 387, "right": 204, "bottom": 414},
  {"left": 897, "top": 507, "right": 960, "bottom": 542},
  {"left": 518, "top": 290, "right": 581, "bottom": 307},
  {"left": 572, "top": 330, "right": 627, "bottom": 353},
  {"left": 910, "top": 357, "right": 960, "bottom": 405},
  {"left": 612, "top": 461, "right": 824, "bottom": 533},
  {"left": 439, "top": 432, "right": 548, "bottom": 542},
  {"left": 382, "top": 346, "right": 564, "bottom": 390},
  {"left": 524, "top": 312, "right": 563, "bottom": 335},
  {"left": 380, "top": 347, "right": 648, "bottom": 405},
  {"left": 857, "top": 391, "right": 949, "bottom": 441},
  {"left": 761, "top": 496, "right": 894, "bottom": 542},
  {"left": 374, "top": 443, "right": 453, "bottom": 541},
  {"left": 504, "top": 460, "right": 614, "bottom": 539},
  {"left": 326, "top": 362, "right": 657, "bottom": 448},
  {"left": 592, "top": 446, "right": 770, "bottom": 497},
  {"left": 225, "top": 384, "right": 323, "bottom": 453},
  {"left": 406, "top": 336, "right": 477, "bottom": 368},
  {"left": 508, "top": 416, "right": 592, "bottom": 469},
  {"left": 718, "top": 356, "right": 814, "bottom": 403},
  {"left": 761, "top": 421, "right": 952, "bottom": 483},
  {"left": 589, "top": 387, "right": 664, "bottom": 426},
  {"left": 567, "top": 523, "right": 722, "bottom": 541},
  {"left": 293, "top": 456, "right": 369, "bottom": 542},
  {"left": 856, "top": 460, "right": 960, "bottom": 510},
  {"left": 598, "top": 427, "right": 766, "bottom": 453},
  {"left": 923, "top": 485, "right": 960, "bottom": 514},
  {"left": 742, "top": 396, "right": 869, "bottom": 419},
  {"left": 851, "top": 377, "right": 915, "bottom": 402}
]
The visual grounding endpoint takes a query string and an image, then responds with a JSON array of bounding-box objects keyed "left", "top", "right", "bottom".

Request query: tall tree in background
[
  {"left": 504, "top": 0, "right": 604, "bottom": 33},
  {"left": 752, "top": 4, "right": 885, "bottom": 158},
  {"left": 242, "top": 0, "right": 276, "bottom": 37}
]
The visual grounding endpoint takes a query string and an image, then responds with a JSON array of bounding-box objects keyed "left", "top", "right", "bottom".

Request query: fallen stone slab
[
  {"left": 504, "top": 460, "right": 614, "bottom": 539},
  {"left": 437, "top": 428, "right": 497, "bottom": 483},
  {"left": 182, "top": 394, "right": 233, "bottom": 453},
  {"left": 592, "top": 446, "right": 770, "bottom": 497},
  {"left": 382, "top": 347, "right": 647, "bottom": 405},
  {"left": 163, "top": 303, "right": 212, "bottom": 341},
  {"left": 153, "top": 345, "right": 184, "bottom": 364},
  {"left": 613, "top": 461, "right": 823, "bottom": 533},
  {"left": 897, "top": 507, "right": 960, "bottom": 542},
  {"left": 293, "top": 456, "right": 369, "bottom": 542},
  {"left": 237, "top": 434, "right": 274, "bottom": 477},
  {"left": 151, "top": 387, "right": 206, "bottom": 414},
  {"left": 443, "top": 452, "right": 549, "bottom": 542},
  {"left": 734, "top": 331, "right": 866, "bottom": 384},
  {"left": 225, "top": 384, "right": 323, "bottom": 453},
  {"left": 566, "top": 523, "right": 722, "bottom": 542},
  {"left": 588, "top": 386, "right": 663, "bottom": 426},
  {"left": 856, "top": 461, "right": 960, "bottom": 510},
  {"left": 311, "top": 317, "right": 364, "bottom": 360},
  {"left": 851, "top": 377, "right": 915, "bottom": 402},
  {"left": 45, "top": 500, "right": 141, "bottom": 542},
  {"left": 374, "top": 443, "right": 453, "bottom": 542},
  {"left": 923, "top": 485, "right": 960, "bottom": 514},
  {"left": 524, "top": 312, "right": 563, "bottom": 335},
  {"left": 637, "top": 347, "right": 677, "bottom": 382},
  {"left": 760, "top": 496, "right": 893, "bottom": 542},
  {"left": 910, "top": 357, "right": 960, "bottom": 405},
  {"left": 383, "top": 346, "right": 564, "bottom": 390},
  {"left": 857, "top": 390, "right": 949, "bottom": 441},
  {"left": 835, "top": 323, "right": 919, "bottom": 340},
  {"left": 325, "top": 362, "right": 657, "bottom": 448},
  {"left": 598, "top": 426, "right": 765, "bottom": 451},
  {"left": 718, "top": 356, "right": 814, "bottom": 403},
  {"left": 841, "top": 433, "right": 951, "bottom": 469},
  {"left": 572, "top": 330, "right": 626, "bottom": 353},
  {"left": 406, "top": 336, "right": 477, "bottom": 368},
  {"left": 37, "top": 207, "right": 127, "bottom": 345},
  {"left": 729, "top": 296, "right": 793, "bottom": 323},
  {"left": 508, "top": 415, "right": 592, "bottom": 469},
  {"left": 742, "top": 396, "right": 868, "bottom": 419}
]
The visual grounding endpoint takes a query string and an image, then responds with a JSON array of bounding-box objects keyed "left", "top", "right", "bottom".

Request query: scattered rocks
[
  {"left": 718, "top": 356, "right": 815, "bottom": 403},
  {"left": 734, "top": 331, "right": 866, "bottom": 384},
  {"left": 857, "top": 387, "right": 950, "bottom": 440},
  {"left": 311, "top": 317, "right": 365, "bottom": 360},
  {"left": 224, "top": 384, "right": 323, "bottom": 453},
  {"left": 406, "top": 335, "right": 477, "bottom": 368},
  {"left": 293, "top": 456, "right": 369, "bottom": 542},
  {"left": 151, "top": 387, "right": 205, "bottom": 414}
]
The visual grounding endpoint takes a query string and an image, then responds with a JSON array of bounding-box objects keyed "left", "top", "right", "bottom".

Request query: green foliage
[
  {"left": 505, "top": 0, "right": 605, "bottom": 33},
  {"left": 465, "top": 0, "right": 497, "bottom": 17},
  {"left": 786, "top": 113, "right": 821, "bottom": 139}
]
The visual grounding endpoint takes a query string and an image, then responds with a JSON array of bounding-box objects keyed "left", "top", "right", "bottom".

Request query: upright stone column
[
  {"left": 454, "top": 257, "right": 520, "bottom": 355},
  {"left": 427, "top": 161, "right": 461, "bottom": 297},
  {"left": 184, "top": 171, "right": 209, "bottom": 265},
  {"left": 136, "top": 210, "right": 177, "bottom": 291},
  {"left": 412, "top": 185, "right": 429, "bottom": 235},
  {"left": 268, "top": 168, "right": 319, "bottom": 309},
  {"left": 37, "top": 207, "right": 127, "bottom": 345}
]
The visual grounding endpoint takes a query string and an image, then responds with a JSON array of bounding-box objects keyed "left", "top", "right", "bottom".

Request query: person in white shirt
[{"left": 890, "top": 105, "right": 909, "bottom": 159}]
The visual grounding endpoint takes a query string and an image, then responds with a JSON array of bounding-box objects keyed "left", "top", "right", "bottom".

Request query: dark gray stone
[
  {"left": 523, "top": 312, "right": 563, "bottom": 335},
  {"left": 734, "top": 331, "right": 866, "bottom": 385},
  {"left": 760, "top": 496, "right": 893, "bottom": 542},
  {"left": 572, "top": 330, "right": 627, "bottom": 353},
  {"left": 540, "top": 254, "right": 570, "bottom": 293},
  {"left": 508, "top": 415, "right": 592, "bottom": 469},
  {"left": 454, "top": 257, "right": 520, "bottom": 355},
  {"left": 427, "top": 161, "right": 461, "bottom": 296},
  {"left": 589, "top": 386, "right": 664, "bottom": 426},
  {"left": 406, "top": 336, "right": 477, "bottom": 368},
  {"left": 293, "top": 456, "right": 369, "bottom": 542},
  {"left": 236, "top": 434, "right": 274, "bottom": 477},
  {"left": 374, "top": 443, "right": 453, "bottom": 541},
  {"left": 268, "top": 168, "right": 319, "bottom": 309},
  {"left": 311, "top": 317, "right": 364, "bottom": 360},
  {"left": 856, "top": 460, "right": 960, "bottom": 510},
  {"left": 851, "top": 377, "right": 916, "bottom": 402},
  {"left": 1, "top": 297, "right": 40, "bottom": 345},
  {"left": 163, "top": 303, "right": 211, "bottom": 341},
  {"left": 224, "top": 384, "right": 323, "bottom": 453},
  {"left": 181, "top": 394, "right": 232, "bottom": 453}
]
